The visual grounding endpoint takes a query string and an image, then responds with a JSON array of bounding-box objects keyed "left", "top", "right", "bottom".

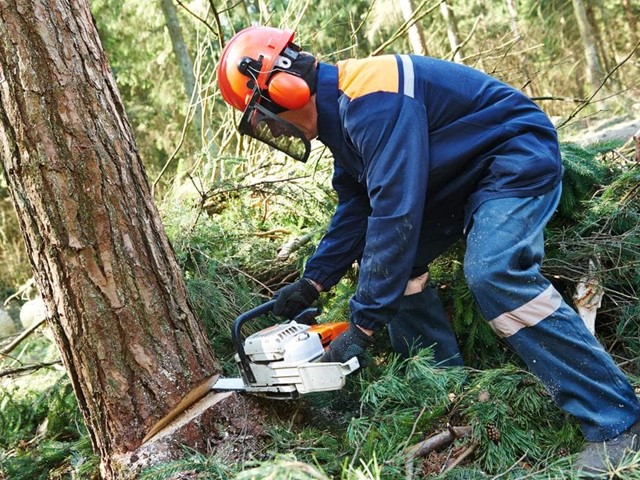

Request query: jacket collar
[{"left": 315, "top": 63, "right": 342, "bottom": 150}]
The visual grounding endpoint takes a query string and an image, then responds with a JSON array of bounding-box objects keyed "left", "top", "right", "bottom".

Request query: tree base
[{"left": 107, "top": 392, "right": 268, "bottom": 479}]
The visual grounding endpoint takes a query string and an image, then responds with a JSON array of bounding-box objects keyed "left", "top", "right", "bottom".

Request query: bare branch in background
[
  {"left": 0, "top": 360, "right": 62, "bottom": 379},
  {"left": 372, "top": 0, "right": 444, "bottom": 56},
  {"left": 556, "top": 40, "right": 640, "bottom": 130}
]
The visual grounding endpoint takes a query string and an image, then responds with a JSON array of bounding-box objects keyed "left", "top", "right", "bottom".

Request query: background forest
[{"left": 1, "top": 0, "right": 639, "bottom": 478}]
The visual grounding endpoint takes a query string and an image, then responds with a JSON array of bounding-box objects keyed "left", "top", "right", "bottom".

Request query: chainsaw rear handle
[{"left": 232, "top": 300, "right": 320, "bottom": 384}]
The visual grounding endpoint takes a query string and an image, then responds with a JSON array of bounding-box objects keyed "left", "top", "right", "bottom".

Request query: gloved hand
[
  {"left": 320, "top": 323, "right": 375, "bottom": 365},
  {"left": 273, "top": 278, "right": 320, "bottom": 319}
]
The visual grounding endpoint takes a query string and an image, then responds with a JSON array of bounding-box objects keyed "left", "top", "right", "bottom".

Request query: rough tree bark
[{"left": 0, "top": 1, "right": 261, "bottom": 478}]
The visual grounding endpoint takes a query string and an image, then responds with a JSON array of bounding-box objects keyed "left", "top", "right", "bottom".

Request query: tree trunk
[
  {"left": 0, "top": 1, "right": 259, "bottom": 478},
  {"left": 505, "top": 0, "right": 521, "bottom": 39},
  {"left": 571, "top": 0, "right": 604, "bottom": 92},
  {"left": 439, "top": 0, "right": 463, "bottom": 63},
  {"left": 586, "top": 2, "right": 612, "bottom": 77},
  {"left": 623, "top": 0, "right": 638, "bottom": 48},
  {"left": 159, "top": 0, "right": 219, "bottom": 179},
  {"left": 398, "top": 0, "right": 429, "bottom": 56},
  {"left": 504, "top": 0, "right": 534, "bottom": 97},
  {"left": 159, "top": 0, "right": 203, "bottom": 151},
  {"left": 160, "top": 0, "right": 197, "bottom": 119}
]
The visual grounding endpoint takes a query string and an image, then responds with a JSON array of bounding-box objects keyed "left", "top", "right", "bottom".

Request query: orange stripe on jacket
[{"left": 337, "top": 56, "right": 399, "bottom": 100}]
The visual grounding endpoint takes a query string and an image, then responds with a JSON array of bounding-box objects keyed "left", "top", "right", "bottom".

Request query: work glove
[
  {"left": 273, "top": 278, "right": 319, "bottom": 319},
  {"left": 320, "top": 323, "right": 375, "bottom": 365}
]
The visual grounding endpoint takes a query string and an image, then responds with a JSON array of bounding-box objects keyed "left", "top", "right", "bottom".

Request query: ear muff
[{"left": 267, "top": 72, "right": 310, "bottom": 110}]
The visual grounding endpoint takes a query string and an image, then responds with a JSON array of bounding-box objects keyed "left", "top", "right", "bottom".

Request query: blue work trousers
[{"left": 465, "top": 185, "right": 640, "bottom": 441}]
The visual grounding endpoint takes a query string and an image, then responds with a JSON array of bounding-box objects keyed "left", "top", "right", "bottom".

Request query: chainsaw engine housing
[
  {"left": 243, "top": 322, "right": 324, "bottom": 363},
  {"left": 234, "top": 321, "right": 358, "bottom": 397}
]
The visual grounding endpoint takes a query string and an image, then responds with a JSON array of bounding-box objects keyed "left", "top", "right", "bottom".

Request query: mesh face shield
[{"left": 238, "top": 90, "right": 311, "bottom": 163}]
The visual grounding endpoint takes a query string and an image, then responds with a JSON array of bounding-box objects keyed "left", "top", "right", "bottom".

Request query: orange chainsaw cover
[{"left": 308, "top": 322, "right": 349, "bottom": 348}]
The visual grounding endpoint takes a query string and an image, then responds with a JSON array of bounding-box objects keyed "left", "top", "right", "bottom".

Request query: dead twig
[
  {"left": 0, "top": 317, "right": 47, "bottom": 356},
  {"left": 556, "top": 40, "right": 640, "bottom": 130},
  {"left": 405, "top": 425, "right": 472, "bottom": 459},
  {"left": 441, "top": 442, "right": 478, "bottom": 473},
  {"left": 490, "top": 452, "right": 529, "bottom": 479},
  {"left": 175, "top": 0, "right": 218, "bottom": 36},
  {"left": 0, "top": 360, "right": 62, "bottom": 378},
  {"left": 372, "top": 0, "right": 444, "bottom": 56},
  {"left": 404, "top": 425, "right": 472, "bottom": 479},
  {"left": 3, "top": 277, "right": 36, "bottom": 306},
  {"left": 452, "top": 16, "right": 481, "bottom": 63}
]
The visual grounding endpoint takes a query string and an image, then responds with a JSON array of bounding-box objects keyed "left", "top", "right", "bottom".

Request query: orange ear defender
[{"left": 267, "top": 72, "right": 311, "bottom": 110}]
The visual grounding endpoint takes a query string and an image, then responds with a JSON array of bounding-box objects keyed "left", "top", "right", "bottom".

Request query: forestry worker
[{"left": 216, "top": 26, "right": 640, "bottom": 473}]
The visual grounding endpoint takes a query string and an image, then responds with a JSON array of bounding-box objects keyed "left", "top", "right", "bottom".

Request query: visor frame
[{"left": 238, "top": 89, "right": 311, "bottom": 163}]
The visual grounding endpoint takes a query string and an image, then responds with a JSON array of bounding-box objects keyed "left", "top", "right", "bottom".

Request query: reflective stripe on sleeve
[
  {"left": 398, "top": 55, "right": 414, "bottom": 98},
  {"left": 488, "top": 285, "right": 563, "bottom": 338}
]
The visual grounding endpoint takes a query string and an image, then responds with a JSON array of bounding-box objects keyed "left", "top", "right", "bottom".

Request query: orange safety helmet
[{"left": 217, "top": 26, "right": 311, "bottom": 112}]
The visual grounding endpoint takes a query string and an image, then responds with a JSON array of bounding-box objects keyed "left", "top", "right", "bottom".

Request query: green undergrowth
[
  {"left": 139, "top": 350, "right": 640, "bottom": 479},
  {"left": 0, "top": 373, "right": 98, "bottom": 479},
  {"left": 141, "top": 141, "right": 640, "bottom": 478},
  {"left": 0, "top": 332, "right": 98, "bottom": 479}
]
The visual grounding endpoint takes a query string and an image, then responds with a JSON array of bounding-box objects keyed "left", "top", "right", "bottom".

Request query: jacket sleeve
[
  {"left": 344, "top": 92, "right": 430, "bottom": 331},
  {"left": 303, "top": 161, "right": 371, "bottom": 289}
]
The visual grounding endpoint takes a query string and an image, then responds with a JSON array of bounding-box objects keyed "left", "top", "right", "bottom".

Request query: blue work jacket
[{"left": 303, "top": 55, "right": 563, "bottom": 331}]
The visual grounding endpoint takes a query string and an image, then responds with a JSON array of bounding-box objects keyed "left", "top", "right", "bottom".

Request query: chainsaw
[
  {"left": 142, "top": 300, "right": 359, "bottom": 444},
  {"left": 214, "top": 299, "right": 360, "bottom": 399}
]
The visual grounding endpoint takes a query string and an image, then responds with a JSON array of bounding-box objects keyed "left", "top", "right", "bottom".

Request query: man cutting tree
[{"left": 216, "top": 26, "right": 640, "bottom": 473}]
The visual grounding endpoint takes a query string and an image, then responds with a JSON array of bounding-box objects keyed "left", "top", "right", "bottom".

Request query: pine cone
[
  {"left": 478, "top": 390, "right": 490, "bottom": 402},
  {"left": 486, "top": 424, "right": 501, "bottom": 443},
  {"left": 557, "top": 447, "right": 570, "bottom": 457}
]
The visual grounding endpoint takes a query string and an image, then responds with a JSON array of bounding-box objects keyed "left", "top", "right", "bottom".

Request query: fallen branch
[
  {"left": 0, "top": 360, "right": 62, "bottom": 378},
  {"left": 277, "top": 231, "right": 315, "bottom": 261},
  {"left": 404, "top": 425, "right": 472, "bottom": 480},
  {"left": 250, "top": 228, "right": 291, "bottom": 239},
  {"left": 442, "top": 442, "right": 478, "bottom": 473},
  {"left": 405, "top": 425, "right": 472, "bottom": 459}
]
